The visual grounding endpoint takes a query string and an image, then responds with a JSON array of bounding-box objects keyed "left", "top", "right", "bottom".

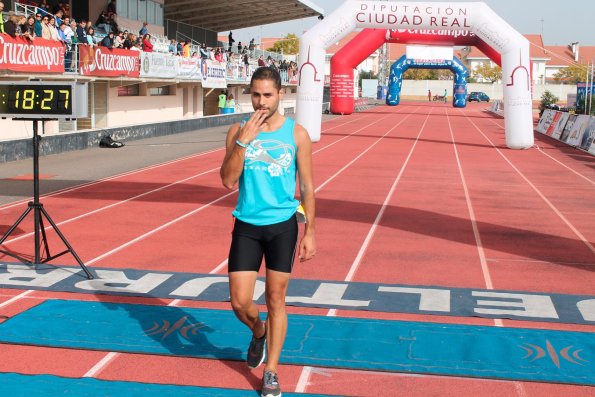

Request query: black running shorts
[{"left": 228, "top": 215, "right": 298, "bottom": 273}]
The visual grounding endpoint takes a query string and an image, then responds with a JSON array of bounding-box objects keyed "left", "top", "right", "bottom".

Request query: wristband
[{"left": 235, "top": 140, "right": 249, "bottom": 148}]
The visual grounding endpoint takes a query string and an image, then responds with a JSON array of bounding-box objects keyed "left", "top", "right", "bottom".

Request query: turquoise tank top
[{"left": 233, "top": 117, "right": 299, "bottom": 226}]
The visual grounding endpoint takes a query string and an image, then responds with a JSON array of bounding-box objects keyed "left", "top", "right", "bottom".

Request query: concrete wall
[{"left": 399, "top": 80, "right": 576, "bottom": 103}]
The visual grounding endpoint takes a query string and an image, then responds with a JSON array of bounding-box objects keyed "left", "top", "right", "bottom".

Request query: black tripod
[{"left": 0, "top": 120, "right": 93, "bottom": 279}]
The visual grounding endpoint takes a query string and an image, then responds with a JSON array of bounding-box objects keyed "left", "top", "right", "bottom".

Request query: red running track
[{"left": 0, "top": 101, "right": 593, "bottom": 396}]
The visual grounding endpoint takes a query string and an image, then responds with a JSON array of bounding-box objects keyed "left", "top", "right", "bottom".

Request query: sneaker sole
[
  {"left": 248, "top": 349, "right": 266, "bottom": 369},
  {"left": 261, "top": 392, "right": 282, "bottom": 397}
]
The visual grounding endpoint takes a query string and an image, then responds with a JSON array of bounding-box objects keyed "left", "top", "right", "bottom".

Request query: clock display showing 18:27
[{"left": 0, "top": 84, "right": 73, "bottom": 116}]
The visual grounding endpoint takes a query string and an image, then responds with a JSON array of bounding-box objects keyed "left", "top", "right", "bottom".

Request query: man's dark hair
[{"left": 250, "top": 67, "right": 282, "bottom": 91}]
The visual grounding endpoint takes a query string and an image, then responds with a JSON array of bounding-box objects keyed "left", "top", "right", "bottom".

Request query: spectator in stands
[
  {"left": 176, "top": 40, "right": 182, "bottom": 56},
  {"left": 142, "top": 33, "right": 153, "bottom": 52},
  {"left": 76, "top": 19, "right": 87, "bottom": 43},
  {"left": 258, "top": 55, "right": 266, "bottom": 67},
  {"left": 60, "top": 22, "right": 73, "bottom": 70},
  {"left": 168, "top": 39, "right": 176, "bottom": 54},
  {"left": 182, "top": 40, "right": 190, "bottom": 58},
  {"left": 4, "top": 15, "right": 23, "bottom": 38},
  {"left": 243, "top": 52, "right": 250, "bottom": 77},
  {"left": 228, "top": 31, "right": 234, "bottom": 51},
  {"left": 199, "top": 43, "right": 208, "bottom": 59},
  {"left": 86, "top": 27, "right": 95, "bottom": 46},
  {"left": 101, "top": 31, "right": 114, "bottom": 48},
  {"left": 249, "top": 38, "right": 254, "bottom": 52},
  {"left": 70, "top": 20, "right": 78, "bottom": 43},
  {"left": 96, "top": 12, "right": 111, "bottom": 34},
  {"left": 107, "top": 0, "right": 116, "bottom": 15},
  {"left": 23, "top": 16, "right": 35, "bottom": 41},
  {"left": 215, "top": 47, "right": 223, "bottom": 63},
  {"left": 0, "top": 2, "right": 5, "bottom": 34},
  {"left": 139, "top": 21, "right": 148, "bottom": 36},
  {"left": 123, "top": 33, "right": 135, "bottom": 49},
  {"left": 130, "top": 40, "right": 141, "bottom": 52},
  {"left": 34, "top": 12, "right": 43, "bottom": 37},
  {"left": 54, "top": 9, "right": 63, "bottom": 26},
  {"left": 41, "top": 15, "right": 51, "bottom": 39},
  {"left": 52, "top": 2, "right": 63, "bottom": 14},
  {"left": 37, "top": 0, "right": 50, "bottom": 15},
  {"left": 237, "top": 41, "right": 241, "bottom": 53},
  {"left": 48, "top": 16, "right": 59, "bottom": 41},
  {"left": 114, "top": 31, "right": 125, "bottom": 48}
]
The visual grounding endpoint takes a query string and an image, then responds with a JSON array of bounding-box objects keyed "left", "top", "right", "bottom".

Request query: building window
[
  {"left": 117, "top": 0, "right": 129, "bottom": 18},
  {"left": 138, "top": 0, "right": 147, "bottom": 23},
  {"left": 118, "top": 85, "right": 140, "bottom": 96},
  {"left": 128, "top": 0, "right": 138, "bottom": 20},
  {"left": 149, "top": 86, "right": 170, "bottom": 96}
]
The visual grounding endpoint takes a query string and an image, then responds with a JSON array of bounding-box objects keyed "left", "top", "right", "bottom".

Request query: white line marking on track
[
  {"left": 299, "top": 106, "right": 430, "bottom": 391},
  {"left": 82, "top": 352, "right": 119, "bottom": 378},
  {"left": 485, "top": 118, "right": 595, "bottom": 186},
  {"left": 464, "top": 113, "right": 595, "bottom": 255},
  {"left": 0, "top": 290, "right": 33, "bottom": 308}
]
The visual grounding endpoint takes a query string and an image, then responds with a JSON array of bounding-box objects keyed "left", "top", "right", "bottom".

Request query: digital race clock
[{"left": 0, "top": 82, "right": 88, "bottom": 119}]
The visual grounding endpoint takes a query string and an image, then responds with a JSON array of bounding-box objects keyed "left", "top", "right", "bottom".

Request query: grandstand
[{"left": 0, "top": 0, "right": 322, "bottom": 161}]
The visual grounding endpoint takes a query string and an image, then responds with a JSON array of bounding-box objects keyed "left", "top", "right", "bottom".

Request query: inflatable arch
[
  {"left": 297, "top": 1, "right": 533, "bottom": 149},
  {"left": 387, "top": 55, "right": 469, "bottom": 107}
]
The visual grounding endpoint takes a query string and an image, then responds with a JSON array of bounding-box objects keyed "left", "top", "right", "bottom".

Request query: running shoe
[
  {"left": 247, "top": 332, "right": 266, "bottom": 369},
  {"left": 261, "top": 370, "right": 281, "bottom": 397}
]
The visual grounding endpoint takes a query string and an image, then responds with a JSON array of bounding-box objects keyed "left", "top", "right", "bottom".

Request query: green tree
[
  {"left": 473, "top": 62, "right": 502, "bottom": 83},
  {"left": 553, "top": 64, "right": 589, "bottom": 84},
  {"left": 539, "top": 90, "right": 559, "bottom": 116},
  {"left": 403, "top": 69, "right": 435, "bottom": 80},
  {"left": 266, "top": 34, "right": 299, "bottom": 55}
]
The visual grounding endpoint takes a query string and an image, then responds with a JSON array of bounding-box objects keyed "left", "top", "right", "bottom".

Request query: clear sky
[{"left": 224, "top": 0, "right": 595, "bottom": 47}]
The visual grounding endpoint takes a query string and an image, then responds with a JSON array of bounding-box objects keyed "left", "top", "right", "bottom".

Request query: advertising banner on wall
[
  {"left": 536, "top": 109, "right": 556, "bottom": 134},
  {"left": 560, "top": 114, "right": 577, "bottom": 142},
  {"left": 177, "top": 57, "right": 201, "bottom": 80},
  {"left": 140, "top": 52, "right": 179, "bottom": 78},
  {"left": 200, "top": 59, "right": 227, "bottom": 88},
  {"left": 549, "top": 112, "right": 570, "bottom": 140},
  {"left": 579, "top": 117, "right": 595, "bottom": 151},
  {"left": 0, "top": 34, "right": 65, "bottom": 73},
  {"left": 79, "top": 45, "right": 140, "bottom": 77},
  {"left": 545, "top": 111, "right": 563, "bottom": 136},
  {"left": 565, "top": 114, "right": 590, "bottom": 146}
]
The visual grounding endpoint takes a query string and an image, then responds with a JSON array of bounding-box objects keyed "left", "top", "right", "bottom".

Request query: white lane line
[
  {"left": 464, "top": 113, "right": 595, "bottom": 255},
  {"left": 0, "top": 290, "right": 33, "bottom": 308},
  {"left": 445, "top": 110, "right": 494, "bottom": 291},
  {"left": 1, "top": 167, "right": 221, "bottom": 246},
  {"left": 82, "top": 352, "right": 119, "bottom": 378},
  {"left": 0, "top": 116, "right": 370, "bottom": 213},
  {"left": 485, "top": 117, "right": 595, "bottom": 186},
  {"left": 445, "top": 110, "right": 501, "bottom": 330},
  {"left": 297, "top": 106, "right": 430, "bottom": 392}
]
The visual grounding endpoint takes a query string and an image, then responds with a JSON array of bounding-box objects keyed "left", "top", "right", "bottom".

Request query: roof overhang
[{"left": 164, "top": 0, "right": 324, "bottom": 32}]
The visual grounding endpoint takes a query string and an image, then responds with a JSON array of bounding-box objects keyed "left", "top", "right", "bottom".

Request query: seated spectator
[
  {"left": 182, "top": 40, "right": 190, "bottom": 58},
  {"left": 54, "top": 9, "right": 63, "bottom": 26},
  {"left": 142, "top": 34, "right": 153, "bottom": 52},
  {"left": 130, "top": 40, "right": 141, "bottom": 52},
  {"left": 96, "top": 12, "right": 111, "bottom": 34},
  {"left": 101, "top": 31, "right": 114, "bottom": 48},
  {"left": 114, "top": 31, "right": 125, "bottom": 48},
  {"left": 176, "top": 40, "right": 183, "bottom": 56},
  {"left": 168, "top": 39, "right": 176, "bottom": 54},
  {"left": 37, "top": 0, "right": 50, "bottom": 14},
  {"left": 70, "top": 20, "right": 78, "bottom": 43},
  {"left": 86, "top": 27, "right": 95, "bottom": 46},
  {"left": 123, "top": 33, "right": 135, "bottom": 49},
  {"left": 199, "top": 43, "right": 208, "bottom": 59},
  {"left": 214, "top": 47, "right": 223, "bottom": 63}
]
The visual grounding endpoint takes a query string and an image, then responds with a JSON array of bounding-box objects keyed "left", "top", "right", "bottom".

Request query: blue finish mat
[
  {"left": 0, "top": 300, "right": 593, "bottom": 385},
  {"left": 0, "top": 373, "right": 332, "bottom": 397}
]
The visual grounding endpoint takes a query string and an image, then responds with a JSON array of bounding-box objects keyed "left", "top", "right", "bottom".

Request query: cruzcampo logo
[
  {"left": 144, "top": 316, "right": 206, "bottom": 341},
  {"left": 520, "top": 340, "right": 589, "bottom": 368}
]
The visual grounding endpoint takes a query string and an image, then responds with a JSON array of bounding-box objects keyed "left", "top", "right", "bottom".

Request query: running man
[{"left": 220, "top": 67, "right": 316, "bottom": 397}]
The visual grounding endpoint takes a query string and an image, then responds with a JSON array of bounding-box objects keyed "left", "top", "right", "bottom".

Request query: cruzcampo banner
[
  {"left": 79, "top": 45, "right": 140, "bottom": 77},
  {"left": 0, "top": 34, "right": 65, "bottom": 73}
]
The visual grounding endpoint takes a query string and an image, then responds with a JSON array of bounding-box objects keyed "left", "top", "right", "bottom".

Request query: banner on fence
[
  {"left": 550, "top": 112, "right": 569, "bottom": 140},
  {"left": 580, "top": 117, "right": 595, "bottom": 151},
  {"left": 200, "top": 59, "right": 227, "bottom": 88},
  {"left": 545, "top": 111, "right": 563, "bottom": 136},
  {"left": 0, "top": 34, "right": 65, "bottom": 73},
  {"left": 79, "top": 45, "right": 140, "bottom": 77},
  {"left": 177, "top": 57, "right": 200, "bottom": 79},
  {"left": 140, "top": 52, "right": 178, "bottom": 78},
  {"left": 565, "top": 114, "right": 590, "bottom": 146},
  {"left": 536, "top": 109, "right": 555, "bottom": 133}
]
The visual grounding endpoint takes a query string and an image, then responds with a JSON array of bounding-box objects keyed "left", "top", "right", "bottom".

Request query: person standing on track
[{"left": 220, "top": 66, "right": 316, "bottom": 397}]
